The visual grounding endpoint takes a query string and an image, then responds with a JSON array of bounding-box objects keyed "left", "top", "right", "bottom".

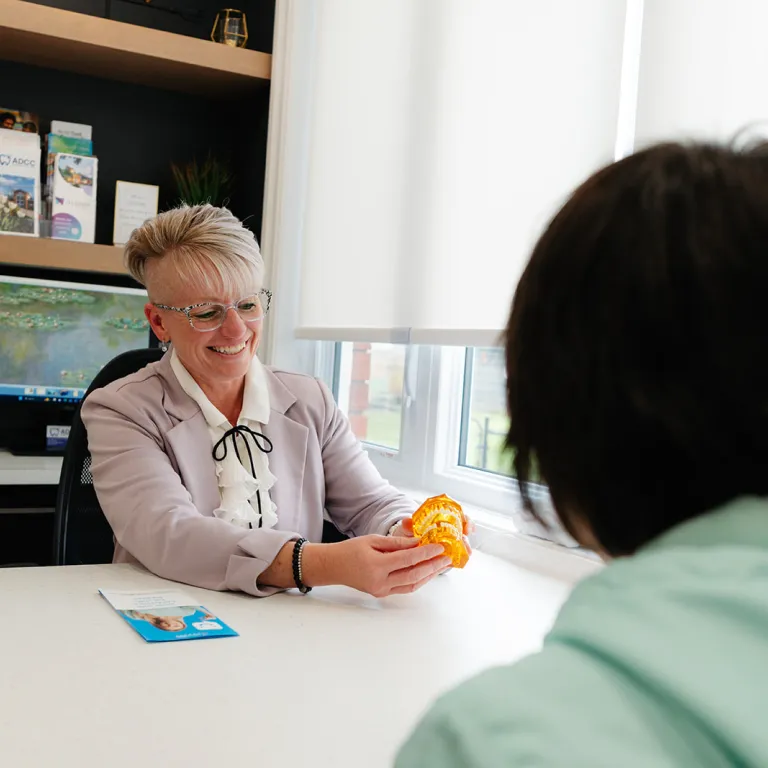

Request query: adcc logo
[{"left": 0, "top": 154, "right": 35, "bottom": 167}]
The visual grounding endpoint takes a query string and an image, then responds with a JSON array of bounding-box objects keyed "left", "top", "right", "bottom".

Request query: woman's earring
[{"left": 159, "top": 339, "right": 169, "bottom": 352}]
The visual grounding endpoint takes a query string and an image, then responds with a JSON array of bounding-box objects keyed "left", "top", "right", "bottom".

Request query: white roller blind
[
  {"left": 295, "top": 0, "right": 627, "bottom": 346},
  {"left": 636, "top": 0, "right": 768, "bottom": 146}
]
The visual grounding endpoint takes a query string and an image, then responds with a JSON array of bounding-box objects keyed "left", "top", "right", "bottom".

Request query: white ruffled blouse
[{"left": 170, "top": 350, "right": 278, "bottom": 530}]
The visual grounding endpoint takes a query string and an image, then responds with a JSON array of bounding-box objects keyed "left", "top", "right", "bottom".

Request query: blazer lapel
[
  {"left": 165, "top": 413, "right": 221, "bottom": 516},
  {"left": 263, "top": 367, "right": 308, "bottom": 532},
  {"left": 264, "top": 411, "right": 308, "bottom": 531},
  {"left": 154, "top": 353, "right": 220, "bottom": 515}
]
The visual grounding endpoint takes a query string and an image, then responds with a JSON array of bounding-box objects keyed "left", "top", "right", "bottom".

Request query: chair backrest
[{"left": 53, "top": 347, "right": 164, "bottom": 566}]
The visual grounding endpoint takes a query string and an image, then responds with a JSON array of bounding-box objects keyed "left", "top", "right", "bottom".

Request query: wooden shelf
[
  {"left": 0, "top": 0, "right": 271, "bottom": 95},
  {"left": 0, "top": 235, "right": 128, "bottom": 275}
]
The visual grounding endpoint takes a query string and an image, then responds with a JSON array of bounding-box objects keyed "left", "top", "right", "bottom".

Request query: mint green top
[{"left": 396, "top": 497, "right": 768, "bottom": 767}]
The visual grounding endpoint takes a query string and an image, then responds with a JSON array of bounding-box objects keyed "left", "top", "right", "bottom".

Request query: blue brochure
[{"left": 99, "top": 589, "right": 238, "bottom": 643}]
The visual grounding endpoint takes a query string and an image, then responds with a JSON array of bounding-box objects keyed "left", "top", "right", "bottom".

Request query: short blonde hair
[{"left": 124, "top": 204, "right": 264, "bottom": 299}]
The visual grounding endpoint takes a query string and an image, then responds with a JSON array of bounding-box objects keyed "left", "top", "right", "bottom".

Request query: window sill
[{"left": 398, "top": 487, "right": 603, "bottom": 585}]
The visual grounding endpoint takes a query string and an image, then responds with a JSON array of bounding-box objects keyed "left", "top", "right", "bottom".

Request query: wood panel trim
[
  {"left": 0, "top": 0, "right": 271, "bottom": 95},
  {"left": 0, "top": 236, "right": 128, "bottom": 275}
]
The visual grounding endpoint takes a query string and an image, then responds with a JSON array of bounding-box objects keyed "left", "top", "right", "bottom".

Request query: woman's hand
[
  {"left": 303, "top": 535, "right": 451, "bottom": 597},
  {"left": 390, "top": 515, "right": 475, "bottom": 556}
]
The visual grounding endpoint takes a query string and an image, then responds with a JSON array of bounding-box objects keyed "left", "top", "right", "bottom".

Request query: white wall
[{"left": 636, "top": 0, "right": 768, "bottom": 146}]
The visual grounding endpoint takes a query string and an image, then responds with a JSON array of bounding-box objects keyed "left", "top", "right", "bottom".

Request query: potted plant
[{"left": 170, "top": 153, "right": 233, "bottom": 207}]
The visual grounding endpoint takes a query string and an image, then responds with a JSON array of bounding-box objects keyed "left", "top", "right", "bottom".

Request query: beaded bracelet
[{"left": 292, "top": 537, "right": 311, "bottom": 594}]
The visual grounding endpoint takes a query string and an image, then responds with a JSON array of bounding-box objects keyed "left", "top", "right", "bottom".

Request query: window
[
  {"left": 336, "top": 342, "right": 406, "bottom": 451},
  {"left": 458, "top": 348, "right": 512, "bottom": 477},
  {"left": 324, "top": 342, "right": 553, "bottom": 530},
  {"left": 329, "top": 343, "right": 521, "bottom": 516}
]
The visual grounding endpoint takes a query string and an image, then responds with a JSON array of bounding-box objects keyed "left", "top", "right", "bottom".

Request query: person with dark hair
[
  {"left": 397, "top": 140, "right": 768, "bottom": 766},
  {"left": 0, "top": 112, "right": 17, "bottom": 130}
]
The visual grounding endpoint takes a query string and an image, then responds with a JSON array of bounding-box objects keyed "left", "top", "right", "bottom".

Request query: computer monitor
[{"left": 0, "top": 265, "right": 154, "bottom": 455}]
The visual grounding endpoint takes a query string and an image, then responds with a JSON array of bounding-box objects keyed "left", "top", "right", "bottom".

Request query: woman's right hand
[{"left": 304, "top": 535, "right": 450, "bottom": 597}]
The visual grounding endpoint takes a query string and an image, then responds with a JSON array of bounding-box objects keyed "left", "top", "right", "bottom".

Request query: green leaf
[{"left": 170, "top": 153, "right": 233, "bottom": 206}]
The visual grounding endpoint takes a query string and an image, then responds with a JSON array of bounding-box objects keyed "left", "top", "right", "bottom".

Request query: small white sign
[
  {"left": 51, "top": 120, "right": 92, "bottom": 140},
  {"left": 46, "top": 425, "right": 71, "bottom": 440},
  {"left": 46, "top": 424, "right": 71, "bottom": 450},
  {"left": 113, "top": 181, "right": 159, "bottom": 246}
]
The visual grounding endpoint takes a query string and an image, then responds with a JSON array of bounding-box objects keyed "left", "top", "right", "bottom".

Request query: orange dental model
[{"left": 411, "top": 494, "right": 470, "bottom": 568}]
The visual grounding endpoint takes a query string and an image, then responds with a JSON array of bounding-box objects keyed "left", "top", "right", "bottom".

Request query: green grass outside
[
  {"left": 362, "top": 408, "right": 515, "bottom": 477},
  {"left": 464, "top": 411, "right": 513, "bottom": 476},
  {"left": 364, "top": 409, "right": 402, "bottom": 451}
]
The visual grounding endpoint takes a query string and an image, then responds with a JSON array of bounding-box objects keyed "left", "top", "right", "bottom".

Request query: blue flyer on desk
[{"left": 99, "top": 589, "right": 238, "bottom": 643}]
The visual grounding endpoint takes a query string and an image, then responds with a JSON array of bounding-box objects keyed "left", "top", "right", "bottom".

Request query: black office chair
[
  {"left": 322, "top": 519, "right": 348, "bottom": 543},
  {"left": 54, "top": 347, "right": 164, "bottom": 565}
]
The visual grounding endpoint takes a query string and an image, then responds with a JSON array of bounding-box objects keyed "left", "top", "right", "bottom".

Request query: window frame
[
  {"left": 333, "top": 343, "right": 551, "bottom": 525},
  {"left": 457, "top": 347, "right": 512, "bottom": 478},
  {"left": 422, "top": 346, "right": 527, "bottom": 517}
]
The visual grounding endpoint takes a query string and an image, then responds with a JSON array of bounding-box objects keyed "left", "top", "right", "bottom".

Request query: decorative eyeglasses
[{"left": 153, "top": 289, "right": 272, "bottom": 332}]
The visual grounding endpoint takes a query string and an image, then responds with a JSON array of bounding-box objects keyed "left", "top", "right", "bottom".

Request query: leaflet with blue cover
[{"left": 99, "top": 588, "right": 238, "bottom": 643}]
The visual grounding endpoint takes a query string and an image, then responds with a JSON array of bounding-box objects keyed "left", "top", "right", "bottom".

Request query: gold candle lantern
[{"left": 211, "top": 9, "right": 248, "bottom": 48}]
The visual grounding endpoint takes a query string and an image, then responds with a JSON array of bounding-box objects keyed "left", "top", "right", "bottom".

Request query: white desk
[
  {"left": 0, "top": 448, "right": 62, "bottom": 486},
  {"left": 0, "top": 553, "right": 571, "bottom": 768}
]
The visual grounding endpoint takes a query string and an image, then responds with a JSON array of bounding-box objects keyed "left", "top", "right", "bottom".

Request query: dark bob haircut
[{"left": 505, "top": 141, "right": 768, "bottom": 556}]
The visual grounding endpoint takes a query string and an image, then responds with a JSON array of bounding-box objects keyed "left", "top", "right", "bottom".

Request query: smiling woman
[
  {"left": 81, "top": 204, "right": 454, "bottom": 600},
  {"left": 148, "top": 287, "right": 272, "bottom": 419}
]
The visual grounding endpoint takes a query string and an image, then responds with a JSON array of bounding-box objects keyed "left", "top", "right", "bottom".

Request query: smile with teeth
[{"left": 209, "top": 341, "right": 248, "bottom": 355}]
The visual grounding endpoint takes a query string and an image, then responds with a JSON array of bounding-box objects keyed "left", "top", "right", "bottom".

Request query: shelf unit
[
  {"left": 0, "top": 0, "right": 273, "bottom": 274},
  {"left": 0, "top": 0, "right": 272, "bottom": 96},
  {"left": 0, "top": 235, "right": 128, "bottom": 275}
]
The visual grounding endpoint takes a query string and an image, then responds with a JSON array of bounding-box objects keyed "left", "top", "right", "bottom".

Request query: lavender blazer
[{"left": 80, "top": 352, "right": 415, "bottom": 596}]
